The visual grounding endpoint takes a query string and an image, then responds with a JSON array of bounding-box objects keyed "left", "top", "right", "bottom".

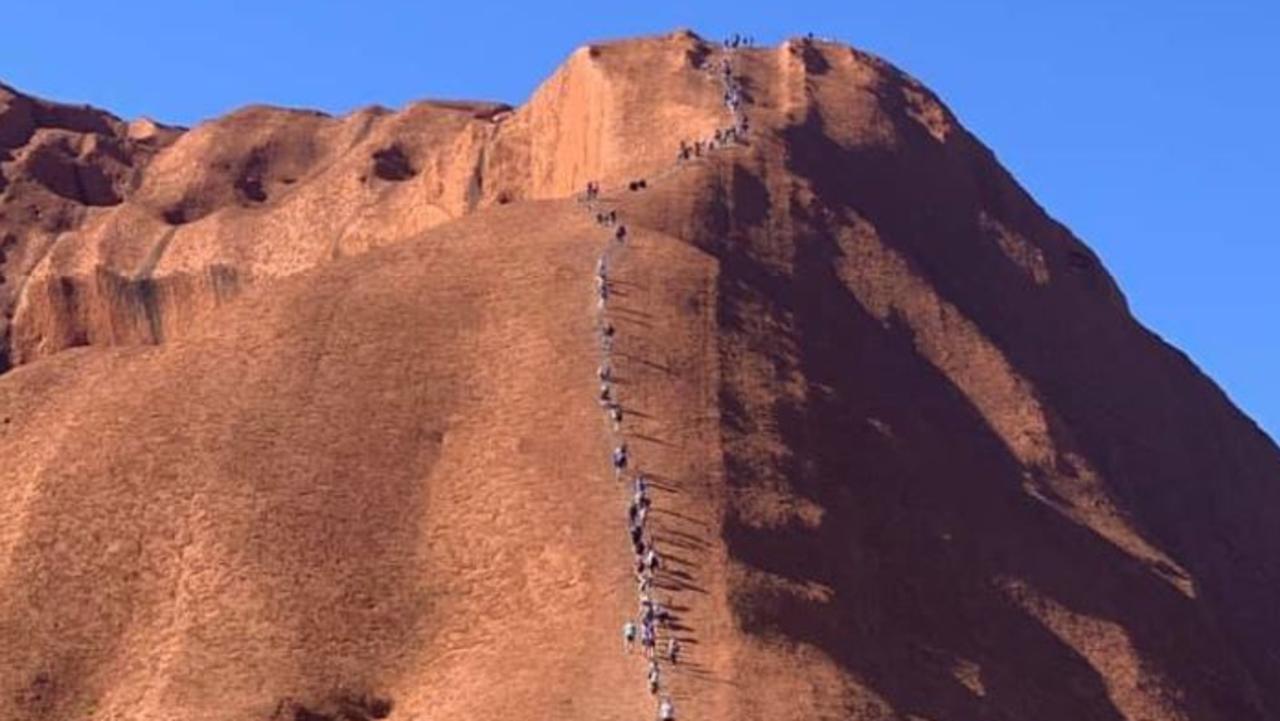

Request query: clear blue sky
[{"left": 4, "top": 2, "right": 1277, "bottom": 438}]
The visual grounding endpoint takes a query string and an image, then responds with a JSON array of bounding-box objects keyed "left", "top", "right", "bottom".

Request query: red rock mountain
[{"left": 1, "top": 30, "right": 1278, "bottom": 721}]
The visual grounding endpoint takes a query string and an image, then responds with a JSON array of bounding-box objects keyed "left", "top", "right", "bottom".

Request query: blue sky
[{"left": 4, "top": 2, "right": 1277, "bottom": 437}]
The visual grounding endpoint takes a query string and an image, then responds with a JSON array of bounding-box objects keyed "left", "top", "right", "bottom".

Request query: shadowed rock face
[{"left": 1, "top": 30, "right": 1278, "bottom": 721}]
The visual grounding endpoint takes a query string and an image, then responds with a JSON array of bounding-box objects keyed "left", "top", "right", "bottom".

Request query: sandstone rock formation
[{"left": 1, "top": 30, "right": 1278, "bottom": 721}]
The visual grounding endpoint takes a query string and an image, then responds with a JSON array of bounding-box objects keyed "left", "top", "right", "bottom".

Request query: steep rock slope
[{"left": 1, "top": 30, "right": 1278, "bottom": 721}]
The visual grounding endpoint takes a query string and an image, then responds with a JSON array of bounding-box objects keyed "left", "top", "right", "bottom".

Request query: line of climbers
[
  {"left": 578, "top": 36, "right": 752, "bottom": 721},
  {"left": 677, "top": 44, "right": 750, "bottom": 162}
]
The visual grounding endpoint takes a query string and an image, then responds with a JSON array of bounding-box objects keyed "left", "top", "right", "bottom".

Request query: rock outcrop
[{"left": 1, "top": 30, "right": 1278, "bottom": 721}]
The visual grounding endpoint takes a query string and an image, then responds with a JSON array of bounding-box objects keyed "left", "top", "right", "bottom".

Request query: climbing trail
[{"left": 579, "top": 34, "right": 752, "bottom": 721}]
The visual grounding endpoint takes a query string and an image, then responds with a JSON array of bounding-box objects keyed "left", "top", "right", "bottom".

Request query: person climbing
[
  {"left": 648, "top": 661, "right": 661, "bottom": 695},
  {"left": 644, "top": 597, "right": 660, "bottom": 622},
  {"left": 598, "top": 363, "right": 612, "bottom": 382},
  {"left": 613, "top": 443, "right": 628, "bottom": 470},
  {"left": 615, "top": 225, "right": 627, "bottom": 243},
  {"left": 655, "top": 600, "right": 673, "bottom": 628},
  {"left": 608, "top": 210, "right": 617, "bottom": 224},
  {"left": 667, "top": 637, "right": 681, "bottom": 664},
  {"left": 632, "top": 485, "right": 649, "bottom": 520},
  {"left": 644, "top": 546, "right": 661, "bottom": 572},
  {"left": 634, "top": 473, "right": 649, "bottom": 497},
  {"left": 637, "top": 571, "right": 653, "bottom": 595},
  {"left": 658, "top": 697, "right": 675, "bottom": 721},
  {"left": 641, "top": 622, "right": 656, "bottom": 656},
  {"left": 610, "top": 403, "right": 623, "bottom": 428},
  {"left": 623, "top": 620, "right": 637, "bottom": 653},
  {"left": 630, "top": 523, "right": 644, "bottom": 551},
  {"left": 599, "top": 383, "right": 612, "bottom": 405}
]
